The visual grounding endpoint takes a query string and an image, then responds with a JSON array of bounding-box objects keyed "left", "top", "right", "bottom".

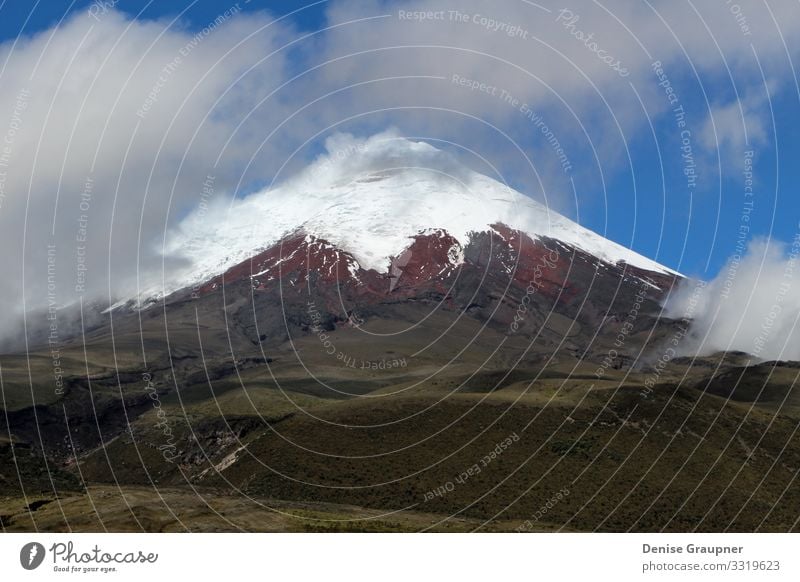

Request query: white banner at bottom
[{"left": 1, "top": 533, "right": 797, "bottom": 581}]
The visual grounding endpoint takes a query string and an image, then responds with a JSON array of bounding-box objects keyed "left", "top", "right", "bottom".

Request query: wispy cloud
[{"left": 666, "top": 237, "right": 800, "bottom": 361}]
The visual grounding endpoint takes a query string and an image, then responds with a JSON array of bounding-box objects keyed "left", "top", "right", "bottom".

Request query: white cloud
[
  {"left": 0, "top": 8, "right": 295, "bottom": 339},
  {"left": 699, "top": 88, "right": 771, "bottom": 156},
  {"left": 666, "top": 237, "right": 800, "bottom": 361}
]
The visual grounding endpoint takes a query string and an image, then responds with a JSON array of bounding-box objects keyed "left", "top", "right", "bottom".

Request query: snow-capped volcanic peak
[{"left": 162, "top": 131, "right": 678, "bottom": 297}]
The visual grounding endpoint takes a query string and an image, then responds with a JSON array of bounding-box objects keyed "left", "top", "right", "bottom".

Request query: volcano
[
  {"left": 118, "top": 133, "right": 680, "bottom": 336},
  {"left": 96, "top": 132, "right": 687, "bottom": 363}
]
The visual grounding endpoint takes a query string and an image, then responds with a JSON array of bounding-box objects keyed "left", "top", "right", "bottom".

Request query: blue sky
[
  {"left": 0, "top": 0, "right": 796, "bottom": 281},
  {"left": 0, "top": 0, "right": 328, "bottom": 39}
]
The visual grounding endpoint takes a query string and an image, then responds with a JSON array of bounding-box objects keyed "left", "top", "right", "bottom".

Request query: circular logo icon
[{"left": 20, "top": 542, "right": 46, "bottom": 570}]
